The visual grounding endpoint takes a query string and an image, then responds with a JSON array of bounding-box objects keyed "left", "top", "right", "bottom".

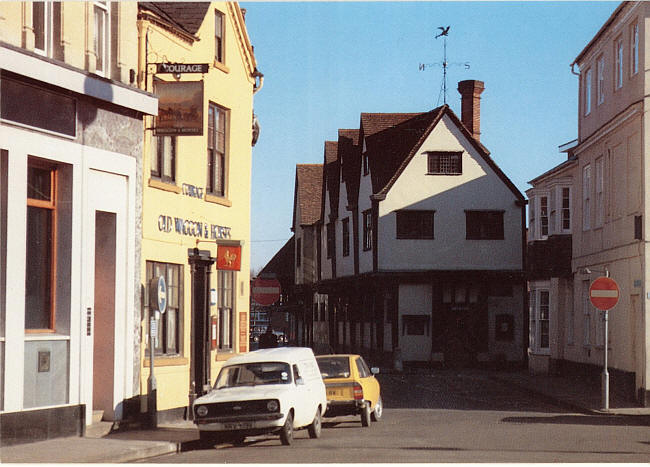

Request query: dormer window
[{"left": 427, "top": 151, "right": 462, "bottom": 175}]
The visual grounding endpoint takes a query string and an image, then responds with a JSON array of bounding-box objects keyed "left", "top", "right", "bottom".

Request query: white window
[
  {"left": 595, "top": 157, "right": 604, "bottom": 227},
  {"left": 540, "top": 195, "right": 549, "bottom": 238},
  {"left": 583, "top": 164, "right": 591, "bottom": 231},
  {"left": 560, "top": 187, "right": 571, "bottom": 233},
  {"left": 93, "top": 1, "right": 108, "bottom": 76},
  {"left": 631, "top": 22, "right": 639, "bottom": 76},
  {"left": 582, "top": 280, "right": 591, "bottom": 346},
  {"left": 597, "top": 56, "right": 605, "bottom": 105},
  {"left": 529, "top": 287, "right": 550, "bottom": 354},
  {"left": 615, "top": 37, "right": 624, "bottom": 90},
  {"left": 584, "top": 68, "right": 592, "bottom": 116},
  {"left": 33, "top": 1, "right": 53, "bottom": 56}
]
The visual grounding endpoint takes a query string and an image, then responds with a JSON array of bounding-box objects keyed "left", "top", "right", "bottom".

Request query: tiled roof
[
  {"left": 324, "top": 141, "right": 338, "bottom": 164},
  {"left": 363, "top": 108, "right": 444, "bottom": 195},
  {"left": 139, "top": 2, "right": 210, "bottom": 36},
  {"left": 296, "top": 164, "right": 323, "bottom": 226},
  {"left": 323, "top": 141, "right": 340, "bottom": 218}
]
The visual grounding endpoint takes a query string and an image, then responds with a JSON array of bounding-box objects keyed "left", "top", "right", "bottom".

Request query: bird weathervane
[{"left": 419, "top": 26, "right": 470, "bottom": 106}]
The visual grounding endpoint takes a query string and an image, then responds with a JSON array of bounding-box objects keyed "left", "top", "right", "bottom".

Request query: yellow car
[{"left": 315, "top": 354, "right": 383, "bottom": 427}]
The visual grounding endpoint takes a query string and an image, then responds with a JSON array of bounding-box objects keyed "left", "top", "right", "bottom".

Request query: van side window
[{"left": 293, "top": 364, "right": 301, "bottom": 383}]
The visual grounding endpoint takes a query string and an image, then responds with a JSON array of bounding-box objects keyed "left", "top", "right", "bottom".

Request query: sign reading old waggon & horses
[{"left": 154, "top": 80, "right": 204, "bottom": 136}]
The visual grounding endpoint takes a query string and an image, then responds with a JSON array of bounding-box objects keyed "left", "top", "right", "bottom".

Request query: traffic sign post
[
  {"left": 589, "top": 275, "right": 619, "bottom": 411},
  {"left": 148, "top": 275, "right": 167, "bottom": 428}
]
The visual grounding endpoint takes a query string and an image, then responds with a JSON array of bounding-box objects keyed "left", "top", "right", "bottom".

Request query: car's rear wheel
[
  {"left": 308, "top": 408, "right": 322, "bottom": 438},
  {"left": 360, "top": 404, "right": 371, "bottom": 427},
  {"left": 371, "top": 396, "right": 383, "bottom": 422},
  {"left": 280, "top": 412, "right": 294, "bottom": 445}
]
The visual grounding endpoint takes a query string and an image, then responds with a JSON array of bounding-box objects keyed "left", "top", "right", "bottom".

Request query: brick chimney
[{"left": 457, "top": 80, "right": 485, "bottom": 141}]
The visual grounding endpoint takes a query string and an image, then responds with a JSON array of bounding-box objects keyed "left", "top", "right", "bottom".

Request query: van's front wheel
[
  {"left": 308, "top": 408, "right": 322, "bottom": 438},
  {"left": 280, "top": 412, "right": 294, "bottom": 445}
]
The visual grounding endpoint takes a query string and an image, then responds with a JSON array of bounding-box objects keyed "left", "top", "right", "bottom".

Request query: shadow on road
[
  {"left": 502, "top": 414, "right": 650, "bottom": 427},
  {"left": 400, "top": 446, "right": 642, "bottom": 455}
]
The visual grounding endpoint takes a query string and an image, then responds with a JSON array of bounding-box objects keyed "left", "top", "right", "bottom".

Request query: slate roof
[
  {"left": 139, "top": 2, "right": 210, "bottom": 36},
  {"left": 295, "top": 164, "right": 323, "bottom": 226}
]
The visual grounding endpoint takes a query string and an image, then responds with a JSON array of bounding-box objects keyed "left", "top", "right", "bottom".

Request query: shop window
[
  {"left": 25, "top": 160, "right": 57, "bottom": 331},
  {"left": 145, "top": 261, "right": 182, "bottom": 356},
  {"left": 529, "top": 289, "right": 550, "bottom": 353},
  {"left": 218, "top": 270, "right": 234, "bottom": 351},
  {"left": 207, "top": 103, "right": 228, "bottom": 197}
]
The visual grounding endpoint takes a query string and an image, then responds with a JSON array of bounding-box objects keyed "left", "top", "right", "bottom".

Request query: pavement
[{"left": 2, "top": 369, "right": 649, "bottom": 463}]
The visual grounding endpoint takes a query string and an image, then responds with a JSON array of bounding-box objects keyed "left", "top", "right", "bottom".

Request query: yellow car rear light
[{"left": 353, "top": 383, "right": 363, "bottom": 400}]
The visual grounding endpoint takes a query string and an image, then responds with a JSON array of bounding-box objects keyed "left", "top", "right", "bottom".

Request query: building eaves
[
  {"left": 527, "top": 156, "right": 578, "bottom": 186},
  {"left": 139, "top": 2, "right": 209, "bottom": 36}
]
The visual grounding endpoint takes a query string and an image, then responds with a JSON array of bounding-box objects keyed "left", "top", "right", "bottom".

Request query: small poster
[{"left": 239, "top": 312, "right": 248, "bottom": 353}]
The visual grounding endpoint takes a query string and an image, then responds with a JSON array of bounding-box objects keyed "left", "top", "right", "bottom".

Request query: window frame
[
  {"left": 560, "top": 186, "right": 571, "bottom": 233},
  {"left": 326, "top": 222, "right": 335, "bottom": 259},
  {"left": 145, "top": 261, "right": 183, "bottom": 357},
  {"left": 207, "top": 103, "right": 229, "bottom": 198},
  {"left": 25, "top": 159, "right": 57, "bottom": 333},
  {"left": 93, "top": 1, "right": 109, "bottom": 77},
  {"left": 426, "top": 151, "right": 462, "bottom": 175},
  {"left": 33, "top": 1, "right": 53, "bottom": 57},
  {"left": 342, "top": 217, "right": 350, "bottom": 257},
  {"left": 362, "top": 152, "right": 369, "bottom": 176},
  {"left": 529, "top": 287, "right": 550, "bottom": 354},
  {"left": 584, "top": 68, "right": 592, "bottom": 116},
  {"left": 615, "top": 36, "right": 624, "bottom": 90},
  {"left": 396, "top": 210, "right": 435, "bottom": 240},
  {"left": 465, "top": 210, "right": 504, "bottom": 240},
  {"left": 150, "top": 135, "right": 177, "bottom": 183},
  {"left": 362, "top": 209, "right": 372, "bottom": 251},
  {"left": 631, "top": 21, "right": 639, "bottom": 76},
  {"left": 597, "top": 55, "right": 605, "bottom": 105},
  {"left": 215, "top": 9, "right": 225, "bottom": 64},
  {"left": 539, "top": 195, "right": 549, "bottom": 239},
  {"left": 582, "top": 164, "right": 591, "bottom": 231},
  {"left": 218, "top": 270, "right": 235, "bottom": 351},
  {"left": 595, "top": 157, "right": 604, "bottom": 227}
]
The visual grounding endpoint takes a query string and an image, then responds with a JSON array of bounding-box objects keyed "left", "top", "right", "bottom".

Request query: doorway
[{"left": 93, "top": 211, "right": 116, "bottom": 420}]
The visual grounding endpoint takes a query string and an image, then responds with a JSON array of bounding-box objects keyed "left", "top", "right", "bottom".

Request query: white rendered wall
[
  {"left": 336, "top": 176, "right": 355, "bottom": 277},
  {"left": 378, "top": 115, "right": 522, "bottom": 271}
]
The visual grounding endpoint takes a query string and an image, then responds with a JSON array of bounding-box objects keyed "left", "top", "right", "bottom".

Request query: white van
[{"left": 192, "top": 347, "right": 327, "bottom": 446}]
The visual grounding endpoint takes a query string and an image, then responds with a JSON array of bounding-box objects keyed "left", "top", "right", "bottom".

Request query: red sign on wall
[{"left": 217, "top": 245, "right": 241, "bottom": 271}]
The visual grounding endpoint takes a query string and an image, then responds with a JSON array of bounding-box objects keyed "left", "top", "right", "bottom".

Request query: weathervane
[{"left": 419, "top": 26, "right": 470, "bottom": 106}]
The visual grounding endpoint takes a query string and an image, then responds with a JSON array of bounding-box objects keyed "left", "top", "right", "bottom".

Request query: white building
[{"left": 308, "top": 81, "right": 527, "bottom": 367}]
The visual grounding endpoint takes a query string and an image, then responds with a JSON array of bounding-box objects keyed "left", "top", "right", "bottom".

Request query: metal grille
[{"left": 197, "top": 399, "right": 279, "bottom": 418}]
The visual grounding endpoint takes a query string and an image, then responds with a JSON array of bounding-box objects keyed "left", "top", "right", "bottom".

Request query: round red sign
[
  {"left": 252, "top": 277, "right": 281, "bottom": 306},
  {"left": 589, "top": 276, "right": 620, "bottom": 311}
]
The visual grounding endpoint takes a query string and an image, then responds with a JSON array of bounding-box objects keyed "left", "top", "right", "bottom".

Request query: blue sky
[{"left": 242, "top": 1, "right": 618, "bottom": 273}]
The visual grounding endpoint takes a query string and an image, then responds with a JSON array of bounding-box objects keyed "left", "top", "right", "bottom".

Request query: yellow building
[{"left": 137, "top": 2, "right": 261, "bottom": 421}]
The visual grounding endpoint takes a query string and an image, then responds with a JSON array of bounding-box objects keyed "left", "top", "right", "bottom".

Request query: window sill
[
  {"left": 216, "top": 350, "right": 235, "bottom": 361},
  {"left": 213, "top": 61, "right": 230, "bottom": 74},
  {"left": 426, "top": 172, "right": 462, "bottom": 176},
  {"left": 144, "top": 356, "right": 188, "bottom": 367},
  {"left": 149, "top": 178, "right": 181, "bottom": 194},
  {"left": 205, "top": 193, "right": 232, "bottom": 207}
]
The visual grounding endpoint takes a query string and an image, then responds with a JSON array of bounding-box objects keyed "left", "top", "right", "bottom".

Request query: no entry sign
[
  {"left": 252, "top": 277, "right": 281, "bottom": 306},
  {"left": 589, "top": 276, "right": 620, "bottom": 311}
]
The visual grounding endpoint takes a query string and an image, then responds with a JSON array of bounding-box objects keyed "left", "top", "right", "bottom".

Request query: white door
[{"left": 399, "top": 284, "right": 433, "bottom": 361}]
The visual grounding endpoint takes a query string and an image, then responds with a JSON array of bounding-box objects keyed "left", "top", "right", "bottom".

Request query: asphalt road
[{"left": 140, "top": 371, "right": 650, "bottom": 463}]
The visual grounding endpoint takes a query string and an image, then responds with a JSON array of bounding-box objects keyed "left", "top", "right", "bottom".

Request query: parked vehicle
[
  {"left": 315, "top": 354, "right": 383, "bottom": 427},
  {"left": 193, "top": 347, "right": 327, "bottom": 445}
]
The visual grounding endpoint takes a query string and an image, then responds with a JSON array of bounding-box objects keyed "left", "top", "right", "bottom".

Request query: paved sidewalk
[{"left": 2, "top": 370, "right": 649, "bottom": 463}]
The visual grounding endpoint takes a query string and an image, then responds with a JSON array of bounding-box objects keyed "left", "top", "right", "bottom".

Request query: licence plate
[
  {"left": 223, "top": 422, "right": 253, "bottom": 430},
  {"left": 327, "top": 389, "right": 341, "bottom": 397}
]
